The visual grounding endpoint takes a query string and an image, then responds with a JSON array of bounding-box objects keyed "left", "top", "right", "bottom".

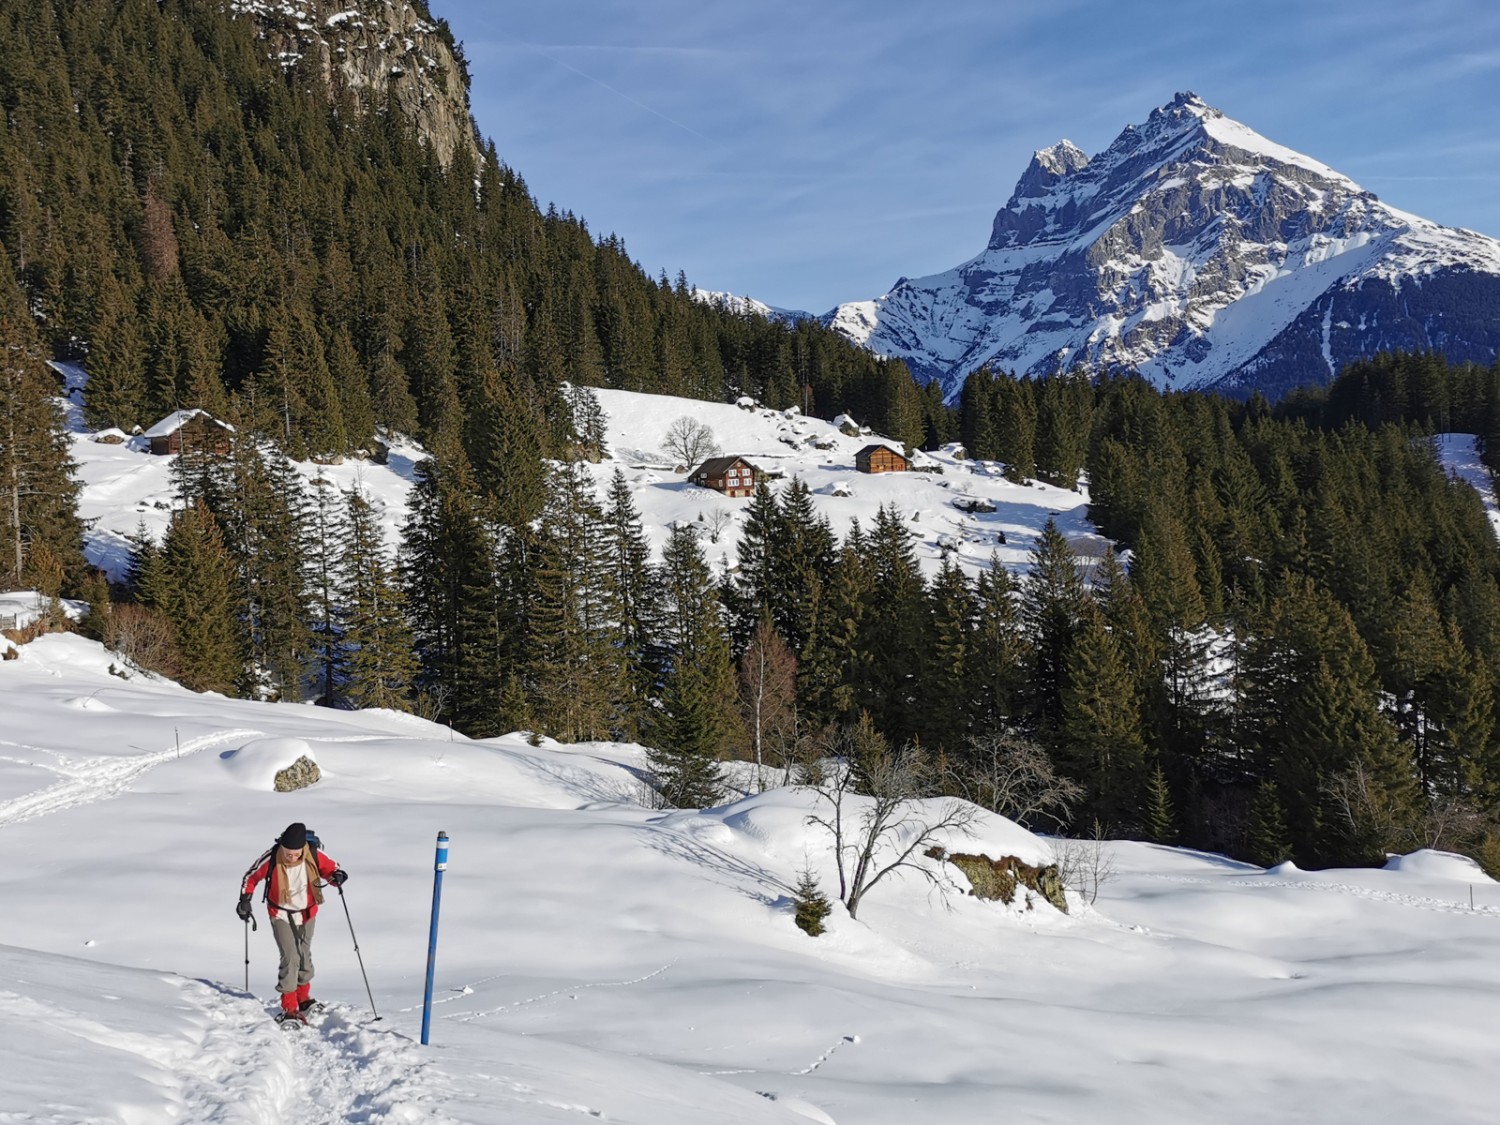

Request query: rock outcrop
[
  {"left": 928, "top": 847, "right": 1068, "bottom": 914},
  {"left": 273, "top": 754, "right": 322, "bottom": 792},
  {"left": 231, "top": 0, "right": 478, "bottom": 167}
]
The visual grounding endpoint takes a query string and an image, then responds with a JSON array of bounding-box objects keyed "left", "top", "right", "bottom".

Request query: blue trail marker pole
[{"left": 421, "top": 830, "right": 449, "bottom": 1046}]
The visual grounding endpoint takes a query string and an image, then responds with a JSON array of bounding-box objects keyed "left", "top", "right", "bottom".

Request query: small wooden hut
[
  {"left": 855, "top": 444, "right": 911, "bottom": 474},
  {"left": 143, "top": 410, "right": 235, "bottom": 456}
]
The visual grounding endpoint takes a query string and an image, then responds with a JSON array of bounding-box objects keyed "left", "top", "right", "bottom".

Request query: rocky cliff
[
  {"left": 824, "top": 93, "right": 1500, "bottom": 400},
  {"left": 230, "top": 0, "right": 478, "bottom": 167}
]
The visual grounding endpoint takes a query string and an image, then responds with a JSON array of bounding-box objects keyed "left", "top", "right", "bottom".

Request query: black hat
[{"left": 277, "top": 822, "right": 307, "bottom": 850}]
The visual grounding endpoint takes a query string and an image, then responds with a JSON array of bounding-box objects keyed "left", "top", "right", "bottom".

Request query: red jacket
[{"left": 242, "top": 848, "right": 340, "bottom": 921}]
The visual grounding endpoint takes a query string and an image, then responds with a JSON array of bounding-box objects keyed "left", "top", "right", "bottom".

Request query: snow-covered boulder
[
  {"left": 1383, "top": 849, "right": 1496, "bottom": 883},
  {"left": 219, "top": 737, "right": 320, "bottom": 792}
]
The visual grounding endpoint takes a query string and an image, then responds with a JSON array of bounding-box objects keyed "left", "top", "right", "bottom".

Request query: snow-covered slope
[
  {"left": 693, "top": 288, "right": 814, "bottom": 324},
  {"left": 68, "top": 384, "right": 1105, "bottom": 582},
  {"left": 824, "top": 93, "right": 1500, "bottom": 400},
  {"left": 583, "top": 387, "right": 1104, "bottom": 578},
  {"left": 2, "top": 633, "right": 1499, "bottom": 1121}
]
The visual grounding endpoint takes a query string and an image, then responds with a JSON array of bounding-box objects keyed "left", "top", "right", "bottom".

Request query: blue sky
[{"left": 449, "top": 0, "right": 1500, "bottom": 314}]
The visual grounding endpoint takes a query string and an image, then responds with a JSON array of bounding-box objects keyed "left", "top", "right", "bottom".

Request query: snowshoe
[
  {"left": 298, "top": 998, "right": 325, "bottom": 1015},
  {"left": 274, "top": 1010, "right": 307, "bottom": 1030}
]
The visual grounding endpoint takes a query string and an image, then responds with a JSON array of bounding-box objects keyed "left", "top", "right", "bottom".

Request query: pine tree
[
  {"left": 1021, "top": 519, "right": 1086, "bottom": 736},
  {"left": 0, "top": 276, "right": 82, "bottom": 591},
  {"left": 921, "top": 560, "right": 975, "bottom": 753},
  {"left": 1246, "top": 780, "right": 1293, "bottom": 868},
  {"left": 650, "top": 523, "right": 740, "bottom": 807},
  {"left": 1061, "top": 602, "right": 1149, "bottom": 829},
  {"left": 602, "top": 468, "right": 660, "bottom": 737},
  {"left": 305, "top": 478, "right": 345, "bottom": 706},
  {"left": 861, "top": 504, "right": 929, "bottom": 740},
  {"left": 85, "top": 274, "right": 148, "bottom": 431},
  {"left": 402, "top": 451, "right": 509, "bottom": 732},
  {"left": 967, "top": 557, "right": 1031, "bottom": 734},
  {"left": 996, "top": 376, "right": 1037, "bottom": 482},
  {"left": 339, "top": 487, "right": 418, "bottom": 712},
  {"left": 1142, "top": 764, "right": 1178, "bottom": 844},
  {"left": 792, "top": 867, "right": 833, "bottom": 936},
  {"left": 135, "top": 500, "right": 241, "bottom": 694},
  {"left": 525, "top": 462, "right": 622, "bottom": 742}
]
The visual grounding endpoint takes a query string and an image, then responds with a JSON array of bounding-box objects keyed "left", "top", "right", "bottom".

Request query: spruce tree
[
  {"left": 602, "top": 468, "right": 661, "bottom": 737},
  {"left": 1061, "top": 602, "right": 1149, "bottom": 829},
  {"left": 0, "top": 276, "right": 82, "bottom": 591},
  {"left": 525, "top": 462, "right": 622, "bottom": 742},
  {"left": 967, "top": 557, "right": 1031, "bottom": 735},
  {"left": 1142, "top": 764, "right": 1178, "bottom": 845},
  {"left": 921, "top": 560, "right": 976, "bottom": 753},
  {"left": 792, "top": 867, "right": 833, "bottom": 936},
  {"left": 135, "top": 500, "right": 241, "bottom": 694},
  {"left": 1021, "top": 519, "right": 1086, "bottom": 736},
  {"left": 1246, "top": 780, "right": 1293, "bottom": 868},
  {"left": 339, "top": 488, "right": 418, "bottom": 712},
  {"left": 862, "top": 504, "right": 929, "bottom": 740},
  {"left": 650, "top": 523, "right": 740, "bottom": 807}
]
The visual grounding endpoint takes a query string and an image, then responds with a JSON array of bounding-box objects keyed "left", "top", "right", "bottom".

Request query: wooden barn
[
  {"left": 143, "top": 410, "right": 235, "bottom": 456},
  {"left": 689, "top": 455, "right": 761, "bottom": 497},
  {"left": 855, "top": 444, "right": 911, "bottom": 474}
]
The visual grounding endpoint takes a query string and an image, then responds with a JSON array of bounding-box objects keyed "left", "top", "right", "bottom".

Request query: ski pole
[
  {"left": 337, "top": 885, "right": 381, "bottom": 1020},
  {"left": 243, "top": 913, "right": 256, "bottom": 993}
]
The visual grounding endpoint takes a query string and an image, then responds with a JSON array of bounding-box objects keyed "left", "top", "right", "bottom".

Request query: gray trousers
[{"left": 270, "top": 914, "right": 317, "bottom": 995}]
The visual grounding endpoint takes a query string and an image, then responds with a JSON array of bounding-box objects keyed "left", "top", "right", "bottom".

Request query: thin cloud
[{"left": 508, "top": 36, "right": 719, "bottom": 145}]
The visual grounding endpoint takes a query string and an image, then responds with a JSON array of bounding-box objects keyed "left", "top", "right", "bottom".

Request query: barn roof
[
  {"left": 142, "top": 409, "right": 235, "bottom": 440},
  {"left": 692, "top": 455, "right": 758, "bottom": 476},
  {"left": 855, "top": 443, "right": 908, "bottom": 460}
]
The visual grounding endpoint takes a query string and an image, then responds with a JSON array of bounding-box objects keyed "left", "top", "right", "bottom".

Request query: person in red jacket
[{"left": 238, "top": 822, "right": 347, "bottom": 1023}]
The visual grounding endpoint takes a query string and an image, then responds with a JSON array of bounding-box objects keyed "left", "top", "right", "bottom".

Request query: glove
[
  {"left": 328, "top": 869, "right": 348, "bottom": 888},
  {"left": 236, "top": 895, "right": 253, "bottom": 921}
]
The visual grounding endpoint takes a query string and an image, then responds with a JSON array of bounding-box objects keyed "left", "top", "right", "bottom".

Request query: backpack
[{"left": 244, "top": 828, "right": 327, "bottom": 910}]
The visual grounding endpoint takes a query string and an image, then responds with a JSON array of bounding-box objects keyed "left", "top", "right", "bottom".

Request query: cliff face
[{"left": 230, "top": 0, "right": 478, "bottom": 167}]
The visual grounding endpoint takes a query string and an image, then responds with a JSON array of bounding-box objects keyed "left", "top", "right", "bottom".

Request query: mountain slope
[{"left": 825, "top": 93, "right": 1500, "bottom": 399}]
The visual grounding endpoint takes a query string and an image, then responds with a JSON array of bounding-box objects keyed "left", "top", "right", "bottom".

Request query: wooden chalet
[
  {"left": 689, "top": 455, "right": 761, "bottom": 498},
  {"left": 143, "top": 410, "right": 235, "bottom": 456},
  {"left": 855, "top": 444, "right": 911, "bottom": 474}
]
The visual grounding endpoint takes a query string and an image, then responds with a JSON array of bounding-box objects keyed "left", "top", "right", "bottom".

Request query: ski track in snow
[
  {"left": 445, "top": 959, "right": 680, "bottom": 1023},
  {"left": 1141, "top": 872, "right": 1500, "bottom": 918},
  {"left": 0, "top": 983, "right": 444, "bottom": 1124},
  {"left": 0, "top": 728, "right": 261, "bottom": 830}
]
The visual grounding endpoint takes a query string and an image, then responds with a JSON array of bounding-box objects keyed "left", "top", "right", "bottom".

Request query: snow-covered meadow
[
  {"left": 12, "top": 387, "right": 1500, "bottom": 1120},
  {"left": 2, "top": 632, "right": 1500, "bottom": 1123}
]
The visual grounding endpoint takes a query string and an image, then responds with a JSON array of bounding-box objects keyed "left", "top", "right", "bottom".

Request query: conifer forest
[{"left": 8, "top": 0, "right": 1500, "bottom": 878}]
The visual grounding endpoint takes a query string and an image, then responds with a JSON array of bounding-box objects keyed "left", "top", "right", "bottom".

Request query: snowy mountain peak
[
  {"left": 826, "top": 92, "right": 1500, "bottom": 399},
  {"left": 1032, "top": 139, "right": 1090, "bottom": 176}
]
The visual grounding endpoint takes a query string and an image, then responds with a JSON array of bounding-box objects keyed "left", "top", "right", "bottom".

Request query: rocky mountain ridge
[
  {"left": 229, "top": 0, "right": 478, "bottom": 167},
  {"left": 823, "top": 93, "right": 1500, "bottom": 399}
]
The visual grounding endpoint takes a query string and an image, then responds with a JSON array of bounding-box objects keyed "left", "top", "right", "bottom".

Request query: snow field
[
  {"left": 4, "top": 633, "right": 1500, "bottom": 1121},
  {"left": 586, "top": 386, "right": 1105, "bottom": 578}
]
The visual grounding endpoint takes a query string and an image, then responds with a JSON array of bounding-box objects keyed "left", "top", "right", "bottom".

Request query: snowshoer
[{"left": 238, "top": 822, "right": 347, "bottom": 1024}]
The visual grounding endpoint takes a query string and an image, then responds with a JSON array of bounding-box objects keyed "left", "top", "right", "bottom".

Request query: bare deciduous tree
[
  {"left": 704, "top": 507, "right": 732, "bottom": 544},
  {"left": 806, "top": 722, "right": 979, "bottom": 918},
  {"left": 738, "top": 617, "right": 798, "bottom": 790},
  {"left": 103, "top": 603, "right": 182, "bottom": 680},
  {"left": 948, "top": 729, "right": 1083, "bottom": 832},
  {"left": 1053, "top": 819, "right": 1116, "bottom": 906},
  {"left": 663, "top": 416, "right": 720, "bottom": 467},
  {"left": 1323, "top": 759, "right": 1414, "bottom": 857}
]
